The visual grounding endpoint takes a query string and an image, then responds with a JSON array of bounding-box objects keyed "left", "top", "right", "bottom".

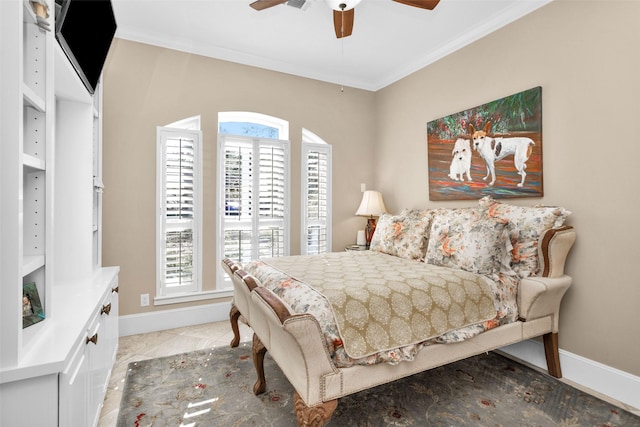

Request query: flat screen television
[{"left": 55, "top": 0, "right": 117, "bottom": 94}]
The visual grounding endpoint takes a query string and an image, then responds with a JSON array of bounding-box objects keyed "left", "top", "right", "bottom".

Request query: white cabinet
[
  {"left": 0, "top": 1, "right": 119, "bottom": 425},
  {"left": 59, "top": 274, "right": 119, "bottom": 427},
  {"left": 89, "top": 280, "right": 119, "bottom": 426},
  {"left": 1, "top": 269, "right": 119, "bottom": 427}
]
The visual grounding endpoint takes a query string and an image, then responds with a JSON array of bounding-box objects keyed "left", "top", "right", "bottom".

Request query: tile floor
[
  {"left": 98, "top": 320, "right": 639, "bottom": 426},
  {"left": 97, "top": 320, "right": 253, "bottom": 427}
]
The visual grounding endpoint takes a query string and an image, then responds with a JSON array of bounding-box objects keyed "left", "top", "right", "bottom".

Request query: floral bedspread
[{"left": 243, "top": 251, "right": 519, "bottom": 368}]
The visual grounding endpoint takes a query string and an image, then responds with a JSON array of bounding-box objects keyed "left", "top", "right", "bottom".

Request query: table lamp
[{"left": 355, "top": 190, "right": 387, "bottom": 248}]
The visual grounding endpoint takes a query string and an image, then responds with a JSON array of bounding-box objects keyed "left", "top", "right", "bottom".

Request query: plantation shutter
[
  {"left": 158, "top": 129, "right": 201, "bottom": 294},
  {"left": 222, "top": 139, "right": 254, "bottom": 263},
  {"left": 302, "top": 142, "right": 331, "bottom": 254},
  {"left": 221, "top": 135, "right": 289, "bottom": 263}
]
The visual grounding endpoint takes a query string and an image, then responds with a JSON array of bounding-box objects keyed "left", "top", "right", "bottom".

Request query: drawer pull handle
[
  {"left": 86, "top": 333, "right": 98, "bottom": 345},
  {"left": 101, "top": 303, "right": 112, "bottom": 316},
  {"left": 112, "top": 286, "right": 119, "bottom": 294}
]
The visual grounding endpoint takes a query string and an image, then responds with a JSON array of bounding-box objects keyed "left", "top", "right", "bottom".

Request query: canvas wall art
[{"left": 427, "top": 86, "right": 543, "bottom": 201}]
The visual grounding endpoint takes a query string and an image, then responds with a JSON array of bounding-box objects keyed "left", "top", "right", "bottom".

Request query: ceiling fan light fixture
[{"left": 325, "top": 0, "right": 361, "bottom": 11}]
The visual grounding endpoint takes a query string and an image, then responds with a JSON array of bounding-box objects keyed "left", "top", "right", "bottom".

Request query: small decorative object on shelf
[
  {"left": 23, "top": 282, "right": 45, "bottom": 328},
  {"left": 29, "top": 0, "right": 51, "bottom": 32}
]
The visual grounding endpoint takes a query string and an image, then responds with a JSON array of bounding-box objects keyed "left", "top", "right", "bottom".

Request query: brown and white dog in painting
[
  {"left": 468, "top": 122, "right": 535, "bottom": 187},
  {"left": 448, "top": 138, "right": 473, "bottom": 182}
]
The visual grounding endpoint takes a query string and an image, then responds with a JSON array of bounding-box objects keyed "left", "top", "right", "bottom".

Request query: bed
[{"left": 222, "top": 197, "right": 576, "bottom": 426}]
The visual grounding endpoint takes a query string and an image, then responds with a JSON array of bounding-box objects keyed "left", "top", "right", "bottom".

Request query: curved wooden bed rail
[
  {"left": 253, "top": 287, "right": 293, "bottom": 324},
  {"left": 539, "top": 225, "right": 576, "bottom": 278},
  {"left": 250, "top": 287, "right": 298, "bottom": 396},
  {"left": 236, "top": 270, "right": 259, "bottom": 291},
  {"left": 221, "top": 258, "right": 240, "bottom": 274},
  {"left": 227, "top": 266, "right": 260, "bottom": 347}
]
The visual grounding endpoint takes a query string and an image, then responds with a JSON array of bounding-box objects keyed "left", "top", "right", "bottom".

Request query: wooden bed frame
[{"left": 222, "top": 226, "right": 576, "bottom": 426}]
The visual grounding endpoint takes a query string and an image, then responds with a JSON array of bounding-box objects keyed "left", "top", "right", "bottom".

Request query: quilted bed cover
[{"left": 243, "top": 250, "right": 519, "bottom": 368}]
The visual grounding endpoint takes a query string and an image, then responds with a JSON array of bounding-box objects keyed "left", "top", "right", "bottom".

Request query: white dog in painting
[
  {"left": 468, "top": 122, "right": 535, "bottom": 187},
  {"left": 448, "top": 138, "right": 473, "bottom": 181}
]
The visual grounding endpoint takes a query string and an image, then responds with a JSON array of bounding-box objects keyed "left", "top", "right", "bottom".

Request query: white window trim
[
  {"left": 300, "top": 130, "right": 332, "bottom": 255},
  {"left": 156, "top": 126, "right": 203, "bottom": 303},
  {"left": 167, "top": 115, "right": 201, "bottom": 130}
]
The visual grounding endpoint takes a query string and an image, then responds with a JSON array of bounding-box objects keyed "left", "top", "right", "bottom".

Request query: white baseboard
[
  {"left": 118, "top": 301, "right": 232, "bottom": 337},
  {"left": 118, "top": 304, "right": 639, "bottom": 412},
  {"left": 501, "top": 340, "right": 640, "bottom": 411}
]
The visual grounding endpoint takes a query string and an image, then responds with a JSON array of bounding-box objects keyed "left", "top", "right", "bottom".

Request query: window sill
[{"left": 153, "top": 288, "right": 233, "bottom": 306}]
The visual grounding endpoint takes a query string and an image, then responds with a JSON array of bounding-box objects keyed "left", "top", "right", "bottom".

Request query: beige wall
[
  {"left": 103, "top": 0, "right": 639, "bottom": 376},
  {"left": 102, "top": 39, "right": 377, "bottom": 316},
  {"left": 374, "top": 0, "right": 640, "bottom": 376}
]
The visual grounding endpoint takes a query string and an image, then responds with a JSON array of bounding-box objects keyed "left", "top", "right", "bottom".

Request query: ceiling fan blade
[
  {"left": 333, "top": 8, "right": 354, "bottom": 39},
  {"left": 392, "top": 0, "right": 440, "bottom": 10},
  {"left": 250, "top": 0, "right": 287, "bottom": 11}
]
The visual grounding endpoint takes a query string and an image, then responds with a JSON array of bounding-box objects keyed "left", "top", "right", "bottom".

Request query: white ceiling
[{"left": 111, "top": 0, "right": 551, "bottom": 91}]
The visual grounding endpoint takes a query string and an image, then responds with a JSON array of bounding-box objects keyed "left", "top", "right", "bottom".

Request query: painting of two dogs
[
  {"left": 428, "top": 86, "right": 542, "bottom": 201},
  {"left": 450, "top": 122, "right": 535, "bottom": 187}
]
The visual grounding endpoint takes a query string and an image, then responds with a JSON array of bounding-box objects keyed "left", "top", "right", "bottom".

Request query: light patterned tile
[
  {"left": 170, "top": 320, "right": 233, "bottom": 341},
  {"left": 98, "top": 320, "right": 241, "bottom": 427}
]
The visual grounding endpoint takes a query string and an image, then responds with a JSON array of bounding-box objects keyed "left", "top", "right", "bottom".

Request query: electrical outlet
[
  {"left": 140, "top": 293, "right": 149, "bottom": 307},
  {"left": 361, "top": 183, "right": 366, "bottom": 192}
]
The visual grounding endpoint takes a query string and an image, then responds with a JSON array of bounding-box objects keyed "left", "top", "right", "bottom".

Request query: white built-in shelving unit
[{"left": 0, "top": 1, "right": 119, "bottom": 425}]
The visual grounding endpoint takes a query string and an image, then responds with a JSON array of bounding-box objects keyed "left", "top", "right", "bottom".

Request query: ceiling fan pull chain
[{"left": 341, "top": 10, "right": 345, "bottom": 92}]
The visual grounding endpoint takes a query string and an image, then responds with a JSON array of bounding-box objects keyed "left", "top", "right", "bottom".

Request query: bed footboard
[
  {"left": 222, "top": 259, "right": 257, "bottom": 347},
  {"left": 223, "top": 263, "right": 339, "bottom": 398},
  {"left": 248, "top": 285, "right": 341, "bottom": 425},
  {"left": 220, "top": 225, "right": 577, "bottom": 426}
]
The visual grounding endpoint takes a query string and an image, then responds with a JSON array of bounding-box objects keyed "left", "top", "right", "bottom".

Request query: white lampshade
[
  {"left": 326, "top": 0, "right": 362, "bottom": 11},
  {"left": 355, "top": 190, "right": 388, "bottom": 217}
]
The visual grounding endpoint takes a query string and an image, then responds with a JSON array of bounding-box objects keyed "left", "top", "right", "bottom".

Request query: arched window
[
  {"left": 217, "top": 113, "right": 290, "bottom": 276},
  {"left": 156, "top": 116, "right": 202, "bottom": 301},
  {"left": 217, "top": 113, "right": 332, "bottom": 287}
]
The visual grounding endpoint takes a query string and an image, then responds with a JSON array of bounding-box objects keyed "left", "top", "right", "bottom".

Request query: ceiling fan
[{"left": 249, "top": 0, "right": 440, "bottom": 39}]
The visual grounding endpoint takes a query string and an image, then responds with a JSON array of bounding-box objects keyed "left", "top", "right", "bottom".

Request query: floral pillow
[
  {"left": 425, "top": 207, "right": 511, "bottom": 276},
  {"left": 369, "top": 212, "right": 432, "bottom": 261},
  {"left": 479, "top": 196, "right": 571, "bottom": 278},
  {"left": 400, "top": 208, "right": 434, "bottom": 220}
]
